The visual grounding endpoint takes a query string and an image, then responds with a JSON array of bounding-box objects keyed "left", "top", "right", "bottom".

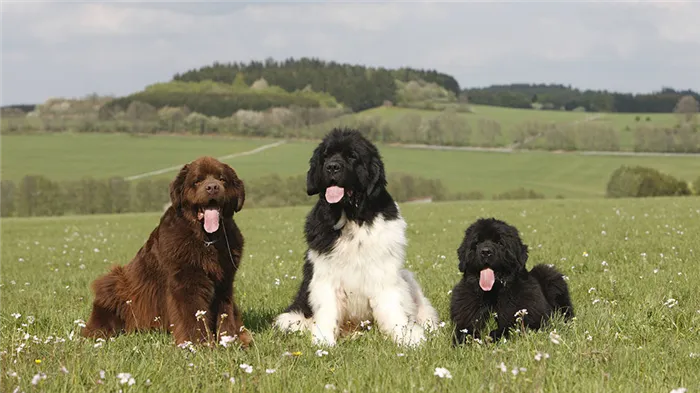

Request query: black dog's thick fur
[{"left": 450, "top": 217, "right": 574, "bottom": 346}]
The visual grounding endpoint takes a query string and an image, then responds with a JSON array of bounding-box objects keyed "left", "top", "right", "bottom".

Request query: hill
[
  {"left": 173, "top": 57, "right": 461, "bottom": 112},
  {"left": 465, "top": 83, "right": 700, "bottom": 113}
]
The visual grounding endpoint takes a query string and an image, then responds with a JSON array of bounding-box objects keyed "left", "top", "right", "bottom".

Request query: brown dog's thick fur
[{"left": 81, "top": 156, "right": 251, "bottom": 348}]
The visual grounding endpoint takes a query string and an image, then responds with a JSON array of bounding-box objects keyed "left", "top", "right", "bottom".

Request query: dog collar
[
  {"left": 333, "top": 210, "right": 348, "bottom": 230},
  {"left": 204, "top": 239, "right": 219, "bottom": 247}
]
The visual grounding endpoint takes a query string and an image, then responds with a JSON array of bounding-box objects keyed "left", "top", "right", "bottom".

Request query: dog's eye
[{"left": 219, "top": 176, "right": 226, "bottom": 183}]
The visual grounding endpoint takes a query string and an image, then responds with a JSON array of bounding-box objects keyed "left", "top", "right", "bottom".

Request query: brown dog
[{"left": 81, "top": 156, "right": 251, "bottom": 348}]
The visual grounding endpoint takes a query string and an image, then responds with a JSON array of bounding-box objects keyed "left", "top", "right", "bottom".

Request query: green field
[
  {"left": 2, "top": 197, "right": 699, "bottom": 392},
  {"left": 318, "top": 105, "right": 679, "bottom": 150},
  {"left": 0, "top": 133, "right": 271, "bottom": 181},
  {"left": 3, "top": 133, "right": 700, "bottom": 199}
]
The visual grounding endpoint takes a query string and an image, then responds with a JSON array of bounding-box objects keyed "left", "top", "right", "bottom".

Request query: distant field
[
  {"left": 0, "top": 133, "right": 271, "bottom": 180},
  {"left": 2, "top": 197, "right": 699, "bottom": 392},
  {"left": 323, "top": 105, "right": 679, "bottom": 150},
  {"left": 3, "top": 133, "right": 700, "bottom": 199}
]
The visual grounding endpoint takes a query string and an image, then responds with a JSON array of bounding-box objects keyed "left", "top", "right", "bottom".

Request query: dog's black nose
[
  {"left": 480, "top": 247, "right": 492, "bottom": 258},
  {"left": 325, "top": 161, "right": 341, "bottom": 174},
  {"left": 205, "top": 182, "right": 220, "bottom": 195}
]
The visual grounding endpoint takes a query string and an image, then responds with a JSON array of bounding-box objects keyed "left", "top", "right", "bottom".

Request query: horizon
[{"left": 3, "top": 1, "right": 700, "bottom": 106}]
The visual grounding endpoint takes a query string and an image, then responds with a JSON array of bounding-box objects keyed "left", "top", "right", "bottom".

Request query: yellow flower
[
  {"left": 292, "top": 351, "right": 302, "bottom": 356},
  {"left": 35, "top": 359, "right": 42, "bottom": 364}
]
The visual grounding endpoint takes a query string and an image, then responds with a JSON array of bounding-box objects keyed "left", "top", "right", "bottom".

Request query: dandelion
[
  {"left": 35, "top": 359, "right": 42, "bottom": 364},
  {"left": 549, "top": 330, "right": 561, "bottom": 345},
  {"left": 582, "top": 251, "right": 589, "bottom": 257},
  {"left": 265, "top": 369, "right": 276, "bottom": 374},
  {"left": 315, "top": 349, "right": 329, "bottom": 357},
  {"left": 219, "top": 335, "right": 237, "bottom": 348},
  {"left": 195, "top": 310, "right": 207, "bottom": 320},
  {"left": 433, "top": 367, "right": 452, "bottom": 379},
  {"left": 239, "top": 364, "right": 253, "bottom": 374}
]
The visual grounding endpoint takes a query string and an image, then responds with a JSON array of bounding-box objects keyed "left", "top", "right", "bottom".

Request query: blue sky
[{"left": 2, "top": 1, "right": 700, "bottom": 105}]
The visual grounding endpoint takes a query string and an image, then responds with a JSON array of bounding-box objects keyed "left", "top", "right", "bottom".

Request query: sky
[{"left": 2, "top": 1, "right": 700, "bottom": 105}]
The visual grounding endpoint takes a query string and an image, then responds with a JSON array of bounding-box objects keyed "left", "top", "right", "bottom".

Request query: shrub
[
  {"left": 692, "top": 176, "right": 700, "bottom": 196},
  {"left": 492, "top": 188, "right": 545, "bottom": 200},
  {"left": 1, "top": 180, "right": 17, "bottom": 217},
  {"left": 606, "top": 165, "right": 691, "bottom": 198}
]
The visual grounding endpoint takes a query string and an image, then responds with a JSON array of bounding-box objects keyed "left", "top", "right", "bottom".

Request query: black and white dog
[{"left": 273, "top": 128, "right": 439, "bottom": 347}]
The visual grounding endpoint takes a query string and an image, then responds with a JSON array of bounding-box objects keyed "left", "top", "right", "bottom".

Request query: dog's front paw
[{"left": 392, "top": 324, "right": 426, "bottom": 347}]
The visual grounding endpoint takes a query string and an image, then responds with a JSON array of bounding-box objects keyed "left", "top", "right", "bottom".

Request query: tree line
[
  {"left": 1, "top": 172, "right": 551, "bottom": 218},
  {"left": 100, "top": 80, "right": 341, "bottom": 118},
  {"left": 172, "top": 57, "right": 460, "bottom": 112},
  {"left": 465, "top": 84, "right": 700, "bottom": 113}
]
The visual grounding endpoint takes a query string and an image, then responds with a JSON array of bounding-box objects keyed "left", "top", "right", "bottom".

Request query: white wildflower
[
  {"left": 497, "top": 362, "right": 507, "bottom": 372},
  {"left": 534, "top": 352, "right": 550, "bottom": 361},
  {"left": 195, "top": 310, "right": 207, "bottom": 320},
  {"left": 549, "top": 330, "right": 561, "bottom": 345},
  {"left": 265, "top": 369, "right": 276, "bottom": 374},
  {"left": 117, "top": 372, "right": 135, "bottom": 385},
  {"left": 315, "top": 349, "right": 329, "bottom": 357},
  {"left": 433, "top": 367, "right": 452, "bottom": 379},
  {"left": 31, "top": 372, "right": 47, "bottom": 385},
  {"left": 219, "top": 335, "right": 236, "bottom": 348},
  {"left": 239, "top": 364, "right": 253, "bottom": 374}
]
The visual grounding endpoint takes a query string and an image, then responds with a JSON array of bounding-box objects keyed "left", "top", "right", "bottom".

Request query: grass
[
  {"left": 2, "top": 197, "right": 699, "bottom": 392},
  {"left": 0, "top": 133, "right": 271, "bottom": 181},
  {"left": 3, "top": 133, "right": 700, "bottom": 199}
]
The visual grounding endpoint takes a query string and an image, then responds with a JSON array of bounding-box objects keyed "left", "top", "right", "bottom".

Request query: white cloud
[{"left": 2, "top": 1, "right": 699, "bottom": 105}]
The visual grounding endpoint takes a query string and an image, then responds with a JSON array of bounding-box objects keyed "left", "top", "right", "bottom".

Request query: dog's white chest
[{"left": 309, "top": 213, "right": 407, "bottom": 320}]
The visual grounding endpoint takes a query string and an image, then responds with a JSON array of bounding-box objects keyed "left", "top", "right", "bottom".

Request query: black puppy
[{"left": 450, "top": 218, "right": 574, "bottom": 346}]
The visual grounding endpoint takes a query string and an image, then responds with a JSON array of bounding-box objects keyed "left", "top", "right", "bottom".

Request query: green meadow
[{"left": 1, "top": 197, "right": 699, "bottom": 392}]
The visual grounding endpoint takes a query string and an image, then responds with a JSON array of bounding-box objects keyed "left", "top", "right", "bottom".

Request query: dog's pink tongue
[
  {"left": 203, "top": 209, "right": 220, "bottom": 233},
  {"left": 479, "top": 268, "right": 495, "bottom": 291},
  {"left": 325, "top": 186, "right": 344, "bottom": 204}
]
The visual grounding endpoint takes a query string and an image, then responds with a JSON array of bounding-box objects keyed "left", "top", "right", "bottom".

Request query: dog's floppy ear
[
  {"left": 366, "top": 155, "right": 386, "bottom": 198},
  {"left": 234, "top": 179, "right": 245, "bottom": 212},
  {"left": 223, "top": 164, "right": 245, "bottom": 212},
  {"left": 306, "top": 144, "right": 324, "bottom": 196},
  {"left": 519, "top": 243, "right": 529, "bottom": 265},
  {"left": 170, "top": 163, "right": 189, "bottom": 215},
  {"left": 457, "top": 241, "right": 468, "bottom": 273}
]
